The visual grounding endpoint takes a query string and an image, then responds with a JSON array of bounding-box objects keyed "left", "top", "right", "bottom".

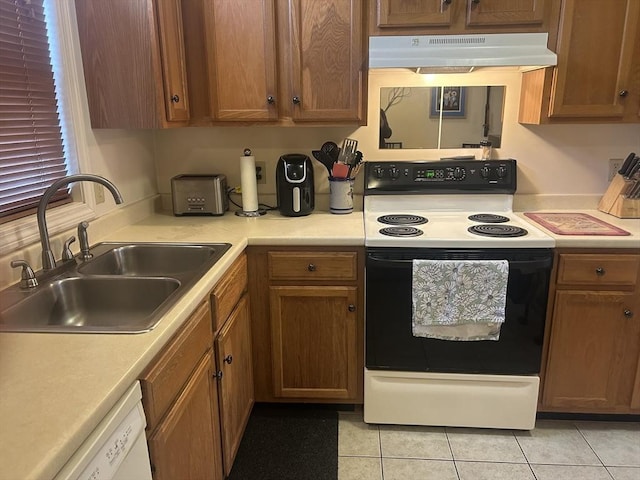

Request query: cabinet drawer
[
  {"left": 268, "top": 252, "right": 357, "bottom": 281},
  {"left": 211, "top": 253, "right": 248, "bottom": 332},
  {"left": 140, "top": 301, "right": 212, "bottom": 431},
  {"left": 557, "top": 254, "right": 640, "bottom": 287}
]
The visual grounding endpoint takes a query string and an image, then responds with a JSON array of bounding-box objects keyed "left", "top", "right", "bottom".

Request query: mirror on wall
[{"left": 379, "top": 86, "right": 505, "bottom": 150}]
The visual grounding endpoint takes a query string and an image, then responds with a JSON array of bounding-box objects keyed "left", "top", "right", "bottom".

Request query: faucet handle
[
  {"left": 62, "top": 236, "right": 76, "bottom": 261},
  {"left": 11, "top": 260, "right": 38, "bottom": 289}
]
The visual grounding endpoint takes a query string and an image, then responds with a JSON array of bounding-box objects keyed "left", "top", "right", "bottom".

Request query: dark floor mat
[{"left": 228, "top": 403, "right": 338, "bottom": 480}]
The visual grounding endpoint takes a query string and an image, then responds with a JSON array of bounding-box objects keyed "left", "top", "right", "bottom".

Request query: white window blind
[{"left": 0, "top": 0, "right": 68, "bottom": 222}]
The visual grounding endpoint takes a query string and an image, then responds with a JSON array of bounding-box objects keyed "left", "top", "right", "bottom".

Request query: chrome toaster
[{"left": 171, "top": 174, "right": 228, "bottom": 216}]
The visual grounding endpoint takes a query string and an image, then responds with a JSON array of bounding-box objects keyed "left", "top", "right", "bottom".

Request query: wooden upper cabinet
[
  {"left": 377, "top": 0, "right": 453, "bottom": 28},
  {"left": 519, "top": 0, "right": 640, "bottom": 124},
  {"left": 466, "top": 0, "right": 545, "bottom": 26},
  {"left": 75, "top": 0, "right": 189, "bottom": 128},
  {"left": 284, "top": 0, "right": 365, "bottom": 122},
  {"left": 156, "top": 0, "right": 190, "bottom": 122},
  {"left": 372, "top": 0, "right": 553, "bottom": 34},
  {"left": 548, "top": 0, "right": 639, "bottom": 118},
  {"left": 201, "top": 0, "right": 278, "bottom": 121},
  {"left": 183, "top": 0, "right": 366, "bottom": 124}
]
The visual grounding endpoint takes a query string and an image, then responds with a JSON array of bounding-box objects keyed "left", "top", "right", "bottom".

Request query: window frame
[{"left": 0, "top": 0, "right": 98, "bottom": 256}]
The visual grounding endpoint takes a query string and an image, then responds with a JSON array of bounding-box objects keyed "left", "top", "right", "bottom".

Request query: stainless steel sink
[
  {"left": 0, "top": 242, "right": 231, "bottom": 334},
  {"left": 0, "top": 277, "right": 180, "bottom": 333},
  {"left": 78, "top": 243, "right": 227, "bottom": 277}
]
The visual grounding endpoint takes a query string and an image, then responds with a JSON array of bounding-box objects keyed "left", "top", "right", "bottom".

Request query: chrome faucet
[{"left": 37, "top": 174, "right": 123, "bottom": 270}]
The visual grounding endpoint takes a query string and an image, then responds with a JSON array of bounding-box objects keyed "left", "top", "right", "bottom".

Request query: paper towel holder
[{"left": 235, "top": 148, "right": 267, "bottom": 217}]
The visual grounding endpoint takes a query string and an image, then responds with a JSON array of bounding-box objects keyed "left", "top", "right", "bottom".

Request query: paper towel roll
[{"left": 240, "top": 152, "right": 259, "bottom": 212}]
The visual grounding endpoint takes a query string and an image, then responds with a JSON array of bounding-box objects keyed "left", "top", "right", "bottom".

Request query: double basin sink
[{"left": 0, "top": 242, "right": 231, "bottom": 334}]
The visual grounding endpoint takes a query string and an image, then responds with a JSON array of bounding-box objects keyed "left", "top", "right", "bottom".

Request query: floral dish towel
[{"left": 412, "top": 259, "right": 509, "bottom": 341}]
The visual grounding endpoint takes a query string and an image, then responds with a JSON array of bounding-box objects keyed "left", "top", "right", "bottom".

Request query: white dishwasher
[{"left": 54, "top": 381, "right": 153, "bottom": 480}]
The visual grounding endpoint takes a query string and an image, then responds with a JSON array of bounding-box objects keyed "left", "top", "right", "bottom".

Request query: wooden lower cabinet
[
  {"left": 270, "top": 286, "right": 358, "bottom": 399},
  {"left": 248, "top": 246, "right": 364, "bottom": 404},
  {"left": 141, "top": 252, "right": 254, "bottom": 479},
  {"left": 214, "top": 293, "right": 254, "bottom": 476},
  {"left": 541, "top": 250, "right": 640, "bottom": 414},
  {"left": 148, "top": 354, "right": 223, "bottom": 480},
  {"left": 141, "top": 301, "right": 223, "bottom": 480}
]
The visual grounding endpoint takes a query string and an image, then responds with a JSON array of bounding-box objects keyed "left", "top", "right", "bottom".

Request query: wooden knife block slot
[{"left": 598, "top": 175, "right": 640, "bottom": 218}]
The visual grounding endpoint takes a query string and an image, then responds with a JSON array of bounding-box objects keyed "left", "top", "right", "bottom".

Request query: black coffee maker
[{"left": 276, "top": 154, "right": 314, "bottom": 216}]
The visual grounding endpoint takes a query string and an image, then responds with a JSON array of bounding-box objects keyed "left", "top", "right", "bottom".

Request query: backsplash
[{"left": 154, "top": 69, "right": 640, "bottom": 201}]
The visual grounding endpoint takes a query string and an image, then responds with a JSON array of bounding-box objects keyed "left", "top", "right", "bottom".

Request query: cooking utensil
[
  {"left": 331, "top": 162, "right": 350, "bottom": 179},
  {"left": 321, "top": 141, "right": 340, "bottom": 163},
  {"left": 311, "top": 150, "right": 334, "bottom": 175},
  {"left": 618, "top": 152, "right": 636, "bottom": 177},
  {"left": 347, "top": 151, "right": 363, "bottom": 177},
  {"left": 337, "top": 138, "right": 358, "bottom": 164}
]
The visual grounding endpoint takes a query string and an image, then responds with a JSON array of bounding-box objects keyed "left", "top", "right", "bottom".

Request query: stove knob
[
  {"left": 373, "top": 167, "right": 384, "bottom": 178},
  {"left": 390, "top": 167, "right": 400, "bottom": 179},
  {"left": 497, "top": 166, "right": 508, "bottom": 178},
  {"left": 453, "top": 167, "right": 464, "bottom": 179},
  {"left": 480, "top": 166, "right": 490, "bottom": 178}
]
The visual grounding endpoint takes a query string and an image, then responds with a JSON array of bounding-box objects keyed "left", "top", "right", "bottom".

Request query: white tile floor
[{"left": 338, "top": 412, "right": 640, "bottom": 480}]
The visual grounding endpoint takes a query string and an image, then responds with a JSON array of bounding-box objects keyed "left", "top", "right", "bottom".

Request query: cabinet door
[
  {"left": 203, "top": 0, "right": 278, "bottom": 120},
  {"left": 269, "top": 285, "right": 358, "bottom": 399},
  {"left": 377, "top": 0, "right": 453, "bottom": 27},
  {"left": 215, "top": 294, "right": 254, "bottom": 477},
  {"left": 75, "top": 0, "right": 188, "bottom": 128},
  {"left": 156, "top": 0, "right": 190, "bottom": 122},
  {"left": 467, "top": 0, "right": 545, "bottom": 26},
  {"left": 284, "top": 0, "right": 364, "bottom": 122},
  {"left": 148, "top": 354, "right": 223, "bottom": 480},
  {"left": 549, "top": 0, "right": 640, "bottom": 118},
  {"left": 543, "top": 290, "right": 640, "bottom": 412}
]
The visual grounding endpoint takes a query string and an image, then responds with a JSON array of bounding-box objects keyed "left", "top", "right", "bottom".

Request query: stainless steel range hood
[{"left": 369, "top": 33, "right": 557, "bottom": 72}]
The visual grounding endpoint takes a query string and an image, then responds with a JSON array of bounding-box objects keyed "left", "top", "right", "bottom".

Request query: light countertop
[{"left": 0, "top": 207, "right": 637, "bottom": 480}]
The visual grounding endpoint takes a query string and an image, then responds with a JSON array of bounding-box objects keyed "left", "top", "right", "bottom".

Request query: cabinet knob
[
  {"left": 624, "top": 309, "right": 633, "bottom": 318},
  {"left": 292, "top": 96, "right": 301, "bottom": 105},
  {"left": 170, "top": 94, "right": 180, "bottom": 103},
  {"left": 443, "top": 0, "right": 452, "bottom": 4},
  {"left": 213, "top": 370, "right": 223, "bottom": 379},
  {"left": 472, "top": 0, "right": 480, "bottom": 3},
  {"left": 224, "top": 354, "right": 233, "bottom": 364},
  {"left": 307, "top": 263, "right": 316, "bottom": 272},
  {"left": 348, "top": 304, "right": 356, "bottom": 312},
  {"left": 267, "top": 95, "right": 275, "bottom": 104},
  {"left": 595, "top": 267, "right": 605, "bottom": 276},
  {"left": 619, "top": 90, "right": 629, "bottom": 97}
]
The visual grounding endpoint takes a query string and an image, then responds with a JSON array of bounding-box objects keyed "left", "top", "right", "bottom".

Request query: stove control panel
[{"left": 365, "top": 159, "right": 517, "bottom": 194}]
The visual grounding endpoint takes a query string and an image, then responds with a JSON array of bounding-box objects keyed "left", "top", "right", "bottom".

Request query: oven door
[{"left": 365, "top": 248, "right": 553, "bottom": 375}]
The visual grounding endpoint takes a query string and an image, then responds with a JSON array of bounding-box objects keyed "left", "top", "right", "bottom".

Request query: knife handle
[{"left": 619, "top": 152, "right": 637, "bottom": 176}]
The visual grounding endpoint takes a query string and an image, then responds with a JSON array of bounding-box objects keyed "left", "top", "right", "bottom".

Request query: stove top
[{"left": 363, "top": 160, "right": 555, "bottom": 249}]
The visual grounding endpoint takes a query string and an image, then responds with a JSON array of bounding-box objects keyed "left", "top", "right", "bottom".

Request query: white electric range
[{"left": 363, "top": 159, "right": 556, "bottom": 430}]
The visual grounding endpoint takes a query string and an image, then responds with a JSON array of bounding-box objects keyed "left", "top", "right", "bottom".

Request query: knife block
[{"left": 598, "top": 175, "right": 640, "bottom": 218}]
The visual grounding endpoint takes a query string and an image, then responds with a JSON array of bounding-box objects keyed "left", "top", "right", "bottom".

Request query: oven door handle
[{"left": 367, "top": 255, "right": 552, "bottom": 270}]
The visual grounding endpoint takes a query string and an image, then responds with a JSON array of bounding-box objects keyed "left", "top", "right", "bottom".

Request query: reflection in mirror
[{"left": 379, "top": 86, "right": 505, "bottom": 150}]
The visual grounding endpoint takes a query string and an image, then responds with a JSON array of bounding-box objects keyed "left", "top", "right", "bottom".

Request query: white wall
[{"left": 154, "top": 69, "right": 640, "bottom": 200}]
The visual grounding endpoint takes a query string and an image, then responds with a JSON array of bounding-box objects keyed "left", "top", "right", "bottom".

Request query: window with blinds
[{"left": 0, "top": 0, "right": 69, "bottom": 223}]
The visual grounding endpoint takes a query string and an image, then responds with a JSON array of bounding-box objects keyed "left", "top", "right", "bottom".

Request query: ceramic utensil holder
[
  {"left": 329, "top": 177, "right": 354, "bottom": 214},
  {"left": 598, "top": 174, "right": 640, "bottom": 218}
]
